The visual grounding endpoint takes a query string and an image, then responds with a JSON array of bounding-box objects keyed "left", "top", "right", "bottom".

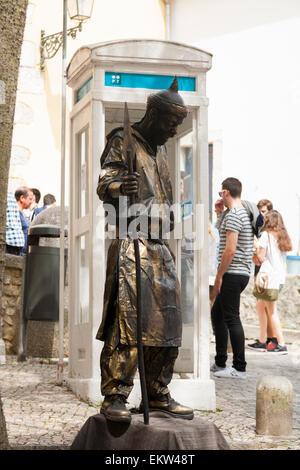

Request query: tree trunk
[{"left": 0, "top": 0, "right": 28, "bottom": 450}]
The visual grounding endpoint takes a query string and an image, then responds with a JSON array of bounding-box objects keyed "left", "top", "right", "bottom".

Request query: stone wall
[
  {"left": 1, "top": 255, "right": 24, "bottom": 354},
  {"left": 241, "top": 274, "right": 300, "bottom": 330},
  {"left": 1, "top": 253, "right": 69, "bottom": 358}
]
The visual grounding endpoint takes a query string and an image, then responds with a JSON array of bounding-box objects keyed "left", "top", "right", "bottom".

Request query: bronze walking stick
[{"left": 123, "top": 103, "right": 149, "bottom": 425}]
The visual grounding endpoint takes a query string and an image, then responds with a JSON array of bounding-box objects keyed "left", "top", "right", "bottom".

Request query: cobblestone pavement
[{"left": 0, "top": 342, "right": 300, "bottom": 450}]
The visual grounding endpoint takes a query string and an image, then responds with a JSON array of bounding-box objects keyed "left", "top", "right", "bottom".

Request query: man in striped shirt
[{"left": 211, "top": 177, "right": 254, "bottom": 379}]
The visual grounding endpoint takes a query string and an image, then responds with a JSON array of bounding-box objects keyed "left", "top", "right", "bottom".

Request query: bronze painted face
[
  {"left": 145, "top": 77, "right": 187, "bottom": 147},
  {"left": 151, "top": 111, "right": 184, "bottom": 146}
]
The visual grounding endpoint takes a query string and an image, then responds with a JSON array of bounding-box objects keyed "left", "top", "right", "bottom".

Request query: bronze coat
[{"left": 96, "top": 128, "right": 182, "bottom": 347}]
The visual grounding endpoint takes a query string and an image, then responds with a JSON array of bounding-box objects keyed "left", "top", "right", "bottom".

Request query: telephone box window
[{"left": 75, "top": 76, "right": 92, "bottom": 103}]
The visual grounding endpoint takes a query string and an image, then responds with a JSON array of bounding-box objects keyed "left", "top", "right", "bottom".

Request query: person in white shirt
[
  {"left": 253, "top": 210, "right": 292, "bottom": 354},
  {"left": 248, "top": 199, "right": 273, "bottom": 351}
]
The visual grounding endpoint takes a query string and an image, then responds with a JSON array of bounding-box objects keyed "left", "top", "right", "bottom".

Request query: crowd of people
[
  {"left": 5, "top": 187, "right": 56, "bottom": 256},
  {"left": 210, "top": 177, "right": 292, "bottom": 380}
]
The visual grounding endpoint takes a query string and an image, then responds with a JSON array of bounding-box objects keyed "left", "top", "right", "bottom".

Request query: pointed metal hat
[{"left": 147, "top": 76, "right": 187, "bottom": 117}]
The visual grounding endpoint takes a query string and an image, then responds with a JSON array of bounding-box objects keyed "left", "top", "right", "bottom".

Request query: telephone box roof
[{"left": 67, "top": 39, "right": 212, "bottom": 84}]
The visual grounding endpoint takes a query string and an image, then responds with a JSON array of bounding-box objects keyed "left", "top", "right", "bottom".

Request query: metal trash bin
[{"left": 22, "top": 225, "right": 68, "bottom": 322}]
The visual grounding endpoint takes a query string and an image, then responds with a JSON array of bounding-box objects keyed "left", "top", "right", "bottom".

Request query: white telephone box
[{"left": 67, "top": 39, "right": 215, "bottom": 410}]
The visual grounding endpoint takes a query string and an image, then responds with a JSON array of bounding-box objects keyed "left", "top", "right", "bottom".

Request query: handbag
[{"left": 253, "top": 234, "right": 280, "bottom": 301}]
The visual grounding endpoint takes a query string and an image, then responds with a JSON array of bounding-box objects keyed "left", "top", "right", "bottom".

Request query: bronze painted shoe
[
  {"left": 143, "top": 393, "right": 194, "bottom": 420},
  {"left": 100, "top": 395, "right": 131, "bottom": 424}
]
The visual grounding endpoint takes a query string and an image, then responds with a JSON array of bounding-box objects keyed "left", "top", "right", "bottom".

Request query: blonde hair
[{"left": 264, "top": 210, "right": 292, "bottom": 252}]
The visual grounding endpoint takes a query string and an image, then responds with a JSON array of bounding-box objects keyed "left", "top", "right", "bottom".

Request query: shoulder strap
[{"left": 267, "top": 232, "right": 272, "bottom": 257}]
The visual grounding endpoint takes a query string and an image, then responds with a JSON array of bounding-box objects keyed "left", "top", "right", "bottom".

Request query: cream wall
[
  {"left": 171, "top": 1, "right": 300, "bottom": 254},
  {"left": 9, "top": 0, "right": 166, "bottom": 203}
]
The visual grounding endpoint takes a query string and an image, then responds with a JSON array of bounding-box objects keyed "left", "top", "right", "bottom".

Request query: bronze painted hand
[
  {"left": 121, "top": 172, "right": 140, "bottom": 196},
  {"left": 107, "top": 172, "right": 140, "bottom": 199}
]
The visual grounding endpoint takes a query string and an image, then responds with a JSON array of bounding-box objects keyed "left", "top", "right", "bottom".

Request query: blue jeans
[{"left": 211, "top": 273, "right": 249, "bottom": 372}]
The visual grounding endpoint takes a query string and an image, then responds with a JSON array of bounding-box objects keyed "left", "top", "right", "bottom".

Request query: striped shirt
[{"left": 218, "top": 207, "right": 254, "bottom": 276}]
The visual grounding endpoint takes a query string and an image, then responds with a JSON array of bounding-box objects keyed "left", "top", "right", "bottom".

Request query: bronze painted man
[{"left": 96, "top": 78, "right": 194, "bottom": 424}]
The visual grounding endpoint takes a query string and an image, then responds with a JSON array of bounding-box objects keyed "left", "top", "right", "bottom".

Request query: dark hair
[
  {"left": 264, "top": 210, "right": 292, "bottom": 252},
  {"left": 222, "top": 177, "right": 242, "bottom": 198},
  {"left": 15, "top": 187, "right": 30, "bottom": 201},
  {"left": 31, "top": 188, "right": 41, "bottom": 204},
  {"left": 43, "top": 193, "right": 56, "bottom": 206},
  {"left": 257, "top": 199, "right": 273, "bottom": 211}
]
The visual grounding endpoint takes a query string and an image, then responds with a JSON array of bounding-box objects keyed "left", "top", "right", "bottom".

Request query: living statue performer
[{"left": 96, "top": 77, "right": 194, "bottom": 424}]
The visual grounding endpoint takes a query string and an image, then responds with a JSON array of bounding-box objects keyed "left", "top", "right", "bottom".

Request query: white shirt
[{"left": 258, "top": 231, "right": 287, "bottom": 285}]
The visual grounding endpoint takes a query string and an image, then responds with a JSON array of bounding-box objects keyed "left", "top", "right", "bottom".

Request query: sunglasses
[{"left": 218, "top": 190, "right": 225, "bottom": 197}]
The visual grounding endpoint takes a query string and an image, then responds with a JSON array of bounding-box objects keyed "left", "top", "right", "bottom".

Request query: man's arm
[{"left": 214, "top": 230, "right": 238, "bottom": 295}]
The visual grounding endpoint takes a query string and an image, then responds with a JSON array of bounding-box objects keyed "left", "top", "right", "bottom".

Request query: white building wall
[
  {"left": 171, "top": 0, "right": 300, "bottom": 42},
  {"left": 171, "top": 0, "right": 300, "bottom": 253}
]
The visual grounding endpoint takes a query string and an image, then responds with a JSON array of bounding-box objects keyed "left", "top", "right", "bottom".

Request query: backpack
[{"left": 241, "top": 200, "right": 264, "bottom": 237}]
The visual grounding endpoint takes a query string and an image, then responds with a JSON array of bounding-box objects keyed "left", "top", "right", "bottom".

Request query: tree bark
[{"left": 0, "top": 0, "right": 28, "bottom": 450}]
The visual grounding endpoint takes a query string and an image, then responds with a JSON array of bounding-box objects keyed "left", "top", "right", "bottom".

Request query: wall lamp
[{"left": 40, "top": 0, "right": 94, "bottom": 71}]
